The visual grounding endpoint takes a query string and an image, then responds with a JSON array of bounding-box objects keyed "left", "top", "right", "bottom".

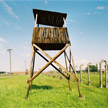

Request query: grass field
[{"left": 0, "top": 72, "right": 108, "bottom": 108}]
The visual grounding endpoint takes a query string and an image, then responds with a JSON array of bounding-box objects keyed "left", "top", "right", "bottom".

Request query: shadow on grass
[
  {"left": 32, "top": 84, "right": 52, "bottom": 90},
  {"left": 96, "top": 85, "right": 100, "bottom": 88},
  {"left": 29, "top": 85, "right": 53, "bottom": 96},
  {"left": 103, "top": 85, "right": 106, "bottom": 88}
]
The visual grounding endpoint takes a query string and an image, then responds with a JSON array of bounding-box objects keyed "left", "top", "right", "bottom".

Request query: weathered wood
[
  {"left": 32, "top": 27, "right": 70, "bottom": 44},
  {"left": 100, "top": 60, "right": 108, "bottom": 88},
  {"left": 25, "top": 83, "right": 30, "bottom": 99},
  {"left": 60, "top": 28, "right": 64, "bottom": 43},
  {"left": 28, "top": 44, "right": 69, "bottom": 83},
  {"left": 33, "top": 9, "right": 67, "bottom": 27},
  {"left": 77, "top": 80, "right": 82, "bottom": 98},
  {"left": 64, "top": 52, "right": 68, "bottom": 72},
  {"left": 29, "top": 46, "right": 35, "bottom": 78},
  {"left": 30, "top": 48, "right": 36, "bottom": 89},
  {"left": 69, "top": 50, "right": 71, "bottom": 73},
  {"left": 34, "top": 14, "right": 38, "bottom": 27},
  {"left": 33, "top": 44, "right": 78, "bottom": 81},
  {"left": 65, "top": 28, "right": 70, "bottom": 43},
  {"left": 31, "top": 49, "right": 36, "bottom": 77},
  {"left": 69, "top": 46, "right": 77, "bottom": 76},
  {"left": 36, "top": 51, "right": 69, "bottom": 80},
  {"left": 39, "top": 28, "right": 43, "bottom": 43},
  {"left": 80, "top": 64, "right": 83, "bottom": 83},
  {"left": 64, "top": 51, "right": 75, "bottom": 74},
  {"left": 63, "top": 17, "right": 66, "bottom": 27},
  {"left": 25, "top": 46, "right": 35, "bottom": 98},
  {"left": 53, "top": 28, "right": 55, "bottom": 43},
  {"left": 58, "top": 28, "right": 61, "bottom": 43},
  {"left": 64, "top": 52, "right": 71, "bottom": 91},
  {"left": 69, "top": 50, "right": 72, "bottom": 90}
]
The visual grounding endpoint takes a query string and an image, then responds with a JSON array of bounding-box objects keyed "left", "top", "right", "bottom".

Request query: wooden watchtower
[{"left": 26, "top": 9, "right": 82, "bottom": 98}]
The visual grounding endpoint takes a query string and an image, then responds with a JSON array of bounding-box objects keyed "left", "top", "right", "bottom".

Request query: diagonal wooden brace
[
  {"left": 36, "top": 51, "right": 69, "bottom": 80},
  {"left": 33, "top": 44, "right": 78, "bottom": 81},
  {"left": 64, "top": 51, "right": 75, "bottom": 74},
  {"left": 69, "top": 46, "right": 77, "bottom": 76},
  {"left": 27, "top": 44, "right": 69, "bottom": 83},
  {"left": 64, "top": 51, "right": 72, "bottom": 91}
]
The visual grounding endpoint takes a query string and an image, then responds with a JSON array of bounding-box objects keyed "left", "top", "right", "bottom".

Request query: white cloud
[
  {"left": 0, "top": 18, "right": 9, "bottom": 26},
  {"left": 96, "top": 6, "right": 105, "bottom": 10},
  {"left": 0, "top": 17, "right": 9, "bottom": 26},
  {"left": 0, "top": 37, "right": 7, "bottom": 43},
  {"left": 3, "top": 19, "right": 9, "bottom": 25},
  {"left": 87, "top": 12, "right": 90, "bottom": 16},
  {"left": 0, "top": 0, "right": 18, "bottom": 19},
  {"left": 67, "top": 19, "right": 77, "bottom": 23},
  {"left": 45, "top": 0, "right": 48, "bottom": 4}
]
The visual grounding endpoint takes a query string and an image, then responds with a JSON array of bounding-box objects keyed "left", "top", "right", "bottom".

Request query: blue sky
[{"left": 0, "top": 0, "right": 108, "bottom": 72}]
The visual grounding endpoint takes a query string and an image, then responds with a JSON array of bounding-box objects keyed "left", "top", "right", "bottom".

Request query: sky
[{"left": 0, "top": 0, "right": 108, "bottom": 72}]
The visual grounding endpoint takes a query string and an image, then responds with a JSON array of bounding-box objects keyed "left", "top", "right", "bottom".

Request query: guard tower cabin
[
  {"left": 25, "top": 9, "right": 82, "bottom": 99},
  {"left": 32, "top": 9, "right": 70, "bottom": 50}
]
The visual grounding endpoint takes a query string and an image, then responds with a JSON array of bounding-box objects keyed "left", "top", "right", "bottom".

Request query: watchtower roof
[{"left": 33, "top": 9, "right": 67, "bottom": 27}]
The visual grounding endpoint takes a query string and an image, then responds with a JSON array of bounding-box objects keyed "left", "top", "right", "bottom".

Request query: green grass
[{"left": 0, "top": 73, "right": 108, "bottom": 108}]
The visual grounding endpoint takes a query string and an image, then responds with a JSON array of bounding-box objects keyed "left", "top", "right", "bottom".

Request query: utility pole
[{"left": 7, "top": 49, "right": 12, "bottom": 73}]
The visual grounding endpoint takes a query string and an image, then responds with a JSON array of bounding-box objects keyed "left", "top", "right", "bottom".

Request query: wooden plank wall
[{"left": 32, "top": 27, "right": 70, "bottom": 44}]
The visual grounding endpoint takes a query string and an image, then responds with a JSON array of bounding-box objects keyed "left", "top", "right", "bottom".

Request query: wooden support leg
[
  {"left": 30, "top": 81, "right": 32, "bottom": 90},
  {"left": 64, "top": 51, "right": 72, "bottom": 91},
  {"left": 30, "top": 48, "right": 36, "bottom": 90},
  {"left": 64, "top": 51, "right": 75, "bottom": 75},
  {"left": 80, "top": 64, "right": 83, "bottom": 83},
  {"left": 77, "top": 80, "right": 82, "bottom": 98},
  {"left": 69, "top": 47, "right": 82, "bottom": 97},
  {"left": 25, "top": 46, "right": 35, "bottom": 98},
  {"left": 68, "top": 78, "right": 71, "bottom": 91},
  {"left": 68, "top": 50, "right": 72, "bottom": 90},
  {"left": 69, "top": 46, "right": 77, "bottom": 76},
  {"left": 25, "top": 83, "right": 30, "bottom": 99}
]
